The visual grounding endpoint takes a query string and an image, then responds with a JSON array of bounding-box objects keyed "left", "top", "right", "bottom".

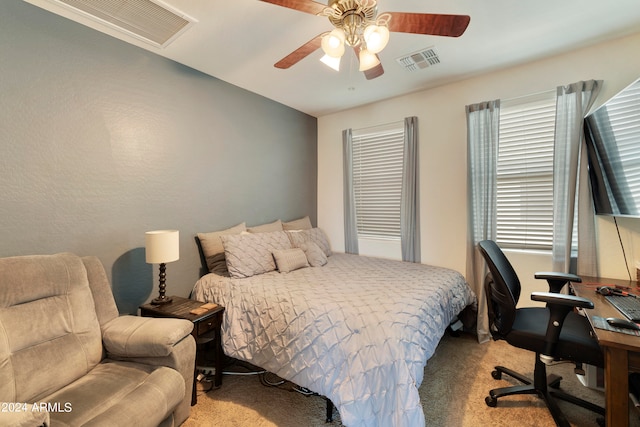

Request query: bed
[{"left": 192, "top": 222, "right": 476, "bottom": 427}]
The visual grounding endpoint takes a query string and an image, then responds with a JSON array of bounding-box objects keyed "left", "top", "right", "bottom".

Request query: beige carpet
[{"left": 184, "top": 333, "right": 640, "bottom": 426}]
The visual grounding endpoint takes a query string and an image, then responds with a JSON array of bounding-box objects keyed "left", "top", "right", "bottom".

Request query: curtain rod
[
  {"left": 353, "top": 119, "right": 404, "bottom": 134},
  {"left": 501, "top": 88, "right": 555, "bottom": 105}
]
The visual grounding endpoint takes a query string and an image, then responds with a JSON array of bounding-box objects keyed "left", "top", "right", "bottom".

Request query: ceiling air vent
[
  {"left": 45, "top": 0, "right": 196, "bottom": 47},
  {"left": 396, "top": 47, "right": 441, "bottom": 72}
]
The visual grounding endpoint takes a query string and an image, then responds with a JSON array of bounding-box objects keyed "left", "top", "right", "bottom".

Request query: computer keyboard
[{"left": 605, "top": 295, "right": 640, "bottom": 322}]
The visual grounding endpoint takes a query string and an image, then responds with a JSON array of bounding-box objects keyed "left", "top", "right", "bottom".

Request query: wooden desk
[{"left": 572, "top": 277, "right": 640, "bottom": 427}]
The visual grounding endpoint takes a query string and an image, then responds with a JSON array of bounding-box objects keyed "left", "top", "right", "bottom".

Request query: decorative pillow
[
  {"left": 298, "top": 241, "right": 328, "bottom": 267},
  {"left": 247, "top": 219, "right": 283, "bottom": 233},
  {"left": 197, "top": 222, "right": 246, "bottom": 274},
  {"left": 221, "top": 230, "right": 292, "bottom": 278},
  {"left": 282, "top": 216, "right": 313, "bottom": 231},
  {"left": 286, "top": 228, "right": 332, "bottom": 257},
  {"left": 272, "top": 248, "right": 309, "bottom": 273}
]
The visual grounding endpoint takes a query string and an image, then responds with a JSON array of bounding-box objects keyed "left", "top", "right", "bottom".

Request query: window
[
  {"left": 351, "top": 121, "right": 404, "bottom": 239},
  {"left": 497, "top": 91, "right": 556, "bottom": 250}
]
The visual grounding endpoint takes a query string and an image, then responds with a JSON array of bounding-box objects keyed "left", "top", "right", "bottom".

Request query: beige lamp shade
[{"left": 145, "top": 230, "right": 179, "bottom": 264}]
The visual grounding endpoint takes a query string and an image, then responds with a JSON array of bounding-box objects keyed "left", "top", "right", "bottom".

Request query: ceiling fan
[{"left": 260, "top": 0, "right": 470, "bottom": 80}]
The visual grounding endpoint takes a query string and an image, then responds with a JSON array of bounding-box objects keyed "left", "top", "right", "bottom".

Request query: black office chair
[{"left": 477, "top": 240, "right": 604, "bottom": 427}]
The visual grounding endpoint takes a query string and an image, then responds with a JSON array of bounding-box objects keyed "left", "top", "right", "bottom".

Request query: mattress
[{"left": 192, "top": 252, "right": 476, "bottom": 427}]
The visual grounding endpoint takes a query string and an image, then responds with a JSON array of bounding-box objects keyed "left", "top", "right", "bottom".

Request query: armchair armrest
[
  {"left": 104, "top": 328, "right": 197, "bottom": 425},
  {"left": 535, "top": 272, "right": 582, "bottom": 293},
  {"left": 0, "top": 403, "right": 49, "bottom": 427},
  {"left": 531, "top": 291, "right": 594, "bottom": 361},
  {"left": 102, "top": 315, "right": 193, "bottom": 358}
]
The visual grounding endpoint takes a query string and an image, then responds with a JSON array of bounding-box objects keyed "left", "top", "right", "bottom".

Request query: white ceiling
[{"left": 25, "top": 0, "right": 640, "bottom": 117}]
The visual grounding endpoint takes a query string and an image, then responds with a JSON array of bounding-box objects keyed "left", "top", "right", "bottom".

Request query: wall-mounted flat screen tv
[{"left": 584, "top": 78, "right": 640, "bottom": 217}]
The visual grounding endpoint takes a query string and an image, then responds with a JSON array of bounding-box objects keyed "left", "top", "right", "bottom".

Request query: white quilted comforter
[{"left": 192, "top": 253, "right": 475, "bottom": 427}]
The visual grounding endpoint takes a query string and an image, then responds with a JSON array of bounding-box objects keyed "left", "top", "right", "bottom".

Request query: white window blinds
[
  {"left": 497, "top": 92, "right": 556, "bottom": 250},
  {"left": 352, "top": 122, "right": 404, "bottom": 239}
]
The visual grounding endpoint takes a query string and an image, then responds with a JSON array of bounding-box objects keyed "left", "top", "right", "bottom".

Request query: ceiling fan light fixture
[
  {"left": 320, "top": 54, "right": 341, "bottom": 71},
  {"left": 358, "top": 48, "right": 380, "bottom": 71},
  {"left": 265, "top": 0, "right": 471, "bottom": 80},
  {"left": 363, "top": 24, "right": 389, "bottom": 54},
  {"left": 321, "top": 28, "right": 346, "bottom": 58}
]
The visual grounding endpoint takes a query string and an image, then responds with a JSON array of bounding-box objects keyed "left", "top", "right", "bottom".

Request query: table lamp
[{"left": 145, "top": 229, "right": 179, "bottom": 305}]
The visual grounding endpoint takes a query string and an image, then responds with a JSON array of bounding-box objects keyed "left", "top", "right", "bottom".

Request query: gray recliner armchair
[{"left": 0, "top": 252, "right": 196, "bottom": 427}]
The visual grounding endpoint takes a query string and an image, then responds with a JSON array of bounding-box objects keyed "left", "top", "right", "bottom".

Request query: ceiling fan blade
[
  {"left": 353, "top": 46, "right": 384, "bottom": 80},
  {"left": 259, "top": 0, "right": 327, "bottom": 15},
  {"left": 386, "top": 12, "right": 470, "bottom": 37},
  {"left": 274, "top": 35, "right": 323, "bottom": 69}
]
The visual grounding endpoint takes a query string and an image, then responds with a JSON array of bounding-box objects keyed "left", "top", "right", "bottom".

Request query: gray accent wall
[{"left": 0, "top": 1, "right": 317, "bottom": 313}]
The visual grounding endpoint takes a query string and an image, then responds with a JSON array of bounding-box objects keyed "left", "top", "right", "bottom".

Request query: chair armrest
[
  {"left": 531, "top": 291, "right": 594, "bottom": 359},
  {"left": 531, "top": 291, "right": 594, "bottom": 309},
  {"left": 106, "top": 333, "right": 196, "bottom": 425},
  {"left": 0, "top": 404, "right": 49, "bottom": 427},
  {"left": 102, "top": 315, "right": 194, "bottom": 358},
  {"left": 535, "top": 272, "right": 582, "bottom": 293}
]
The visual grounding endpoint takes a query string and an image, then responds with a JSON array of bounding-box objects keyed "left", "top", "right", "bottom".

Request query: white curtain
[
  {"left": 401, "top": 117, "right": 421, "bottom": 262},
  {"left": 466, "top": 100, "right": 500, "bottom": 343},
  {"left": 552, "top": 80, "right": 602, "bottom": 275},
  {"left": 342, "top": 128, "right": 359, "bottom": 254}
]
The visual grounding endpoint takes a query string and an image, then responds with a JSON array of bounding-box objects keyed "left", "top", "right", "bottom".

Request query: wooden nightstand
[{"left": 140, "top": 296, "right": 225, "bottom": 405}]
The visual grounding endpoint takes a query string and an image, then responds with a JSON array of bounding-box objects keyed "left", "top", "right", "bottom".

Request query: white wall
[{"left": 317, "top": 32, "right": 640, "bottom": 305}]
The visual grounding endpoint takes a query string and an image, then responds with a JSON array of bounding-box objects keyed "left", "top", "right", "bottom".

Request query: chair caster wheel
[
  {"left": 485, "top": 395, "right": 497, "bottom": 407},
  {"left": 491, "top": 370, "right": 502, "bottom": 380}
]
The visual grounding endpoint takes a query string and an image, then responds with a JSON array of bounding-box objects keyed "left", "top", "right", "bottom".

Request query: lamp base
[
  {"left": 151, "top": 295, "right": 173, "bottom": 305},
  {"left": 152, "top": 262, "right": 173, "bottom": 305}
]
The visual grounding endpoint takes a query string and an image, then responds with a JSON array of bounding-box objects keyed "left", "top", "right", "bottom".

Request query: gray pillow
[
  {"left": 298, "top": 241, "right": 328, "bottom": 267},
  {"left": 221, "top": 230, "right": 292, "bottom": 278},
  {"left": 286, "top": 228, "right": 332, "bottom": 257},
  {"left": 272, "top": 248, "right": 309, "bottom": 273}
]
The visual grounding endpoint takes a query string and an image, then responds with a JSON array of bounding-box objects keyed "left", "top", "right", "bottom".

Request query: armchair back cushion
[
  {"left": 0, "top": 253, "right": 103, "bottom": 403},
  {"left": 82, "top": 255, "right": 120, "bottom": 326}
]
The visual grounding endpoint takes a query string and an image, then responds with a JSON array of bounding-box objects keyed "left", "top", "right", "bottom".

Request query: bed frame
[{"left": 192, "top": 234, "right": 473, "bottom": 425}]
